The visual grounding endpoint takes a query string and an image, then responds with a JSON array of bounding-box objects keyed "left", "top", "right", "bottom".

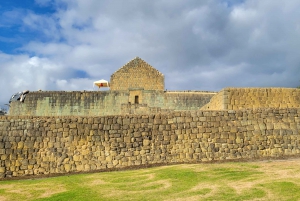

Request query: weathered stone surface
[
  {"left": 0, "top": 108, "right": 300, "bottom": 178},
  {"left": 9, "top": 90, "right": 215, "bottom": 116},
  {"left": 8, "top": 58, "right": 217, "bottom": 116},
  {"left": 110, "top": 57, "right": 165, "bottom": 91},
  {"left": 202, "top": 88, "right": 300, "bottom": 110}
]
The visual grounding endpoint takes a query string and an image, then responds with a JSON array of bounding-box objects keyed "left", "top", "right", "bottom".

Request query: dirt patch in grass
[
  {"left": 258, "top": 159, "right": 300, "bottom": 179},
  {"left": 0, "top": 183, "right": 66, "bottom": 200},
  {"left": 87, "top": 179, "right": 107, "bottom": 186},
  {"left": 139, "top": 179, "right": 172, "bottom": 191},
  {"left": 2, "top": 158, "right": 300, "bottom": 201},
  {"left": 165, "top": 158, "right": 300, "bottom": 201},
  {"left": 164, "top": 183, "right": 217, "bottom": 201},
  {"left": 0, "top": 196, "right": 7, "bottom": 201},
  {"left": 228, "top": 181, "right": 258, "bottom": 194},
  {"left": 38, "top": 187, "right": 66, "bottom": 199}
]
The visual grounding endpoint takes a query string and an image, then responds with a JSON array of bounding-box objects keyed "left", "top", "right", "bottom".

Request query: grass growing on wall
[{"left": 1, "top": 159, "right": 300, "bottom": 200}]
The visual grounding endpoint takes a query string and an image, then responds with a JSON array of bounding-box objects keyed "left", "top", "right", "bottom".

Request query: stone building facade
[
  {"left": 110, "top": 57, "right": 164, "bottom": 91},
  {"left": 2, "top": 57, "right": 300, "bottom": 179},
  {"left": 9, "top": 57, "right": 216, "bottom": 116},
  {"left": 8, "top": 57, "right": 300, "bottom": 116}
]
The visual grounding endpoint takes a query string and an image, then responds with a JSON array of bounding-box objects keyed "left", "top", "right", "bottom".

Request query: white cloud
[
  {"left": 22, "top": 12, "right": 61, "bottom": 41},
  {"left": 0, "top": 54, "right": 95, "bottom": 105},
  {"left": 1, "top": 0, "right": 300, "bottom": 106}
]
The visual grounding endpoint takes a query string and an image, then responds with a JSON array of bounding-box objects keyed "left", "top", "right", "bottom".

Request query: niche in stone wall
[
  {"left": 129, "top": 90, "right": 142, "bottom": 104},
  {"left": 135, "top": 95, "right": 139, "bottom": 104}
]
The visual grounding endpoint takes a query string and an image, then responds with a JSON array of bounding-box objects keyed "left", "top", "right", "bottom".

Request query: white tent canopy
[{"left": 93, "top": 79, "right": 109, "bottom": 89}]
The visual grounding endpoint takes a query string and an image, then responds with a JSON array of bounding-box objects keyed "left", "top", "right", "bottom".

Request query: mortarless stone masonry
[
  {"left": 201, "top": 88, "right": 300, "bottom": 110},
  {"left": 9, "top": 91, "right": 216, "bottom": 116},
  {"left": 9, "top": 57, "right": 216, "bottom": 116},
  {"left": 110, "top": 57, "right": 164, "bottom": 91},
  {"left": 0, "top": 108, "right": 300, "bottom": 178},
  {"left": 3, "top": 57, "right": 300, "bottom": 178}
]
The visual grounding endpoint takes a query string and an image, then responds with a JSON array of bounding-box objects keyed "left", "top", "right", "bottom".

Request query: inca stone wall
[
  {"left": 1, "top": 108, "right": 300, "bottom": 178},
  {"left": 142, "top": 91, "right": 216, "bottom": 111},
  {"left": 110, "top": 57, "right": 164, "bottom": 91},
  {"left": 201, "top": 89, "right": 226, "bottom": 110},
  {"left": 120, "top": 91, "right": 215, "bottom": 115},
  {"left": 9, "top": 91, "right": 129, "bottom": 116},
  {"left": 9, "top": 90, "right": 215, "bottom": 116},
  {"left": 202, "top": 88, "right": 300, "bottom": 110}
]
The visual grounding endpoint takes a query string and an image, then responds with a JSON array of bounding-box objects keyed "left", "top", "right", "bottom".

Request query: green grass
[
  {"left": 1, "top": 160, "right": 300, "bottom": 200},
  {"left": 261, "top": 181, "right": 300, "bottom": 201}
]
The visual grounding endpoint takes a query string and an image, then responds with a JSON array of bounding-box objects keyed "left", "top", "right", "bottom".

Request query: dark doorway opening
[{"left": 135, "top": 95, "right": 139, "bottom": 104}]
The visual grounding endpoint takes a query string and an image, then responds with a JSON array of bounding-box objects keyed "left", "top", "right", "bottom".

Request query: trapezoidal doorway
[{"left": 135, "top": 95, "right": 139, "bottom": 104}]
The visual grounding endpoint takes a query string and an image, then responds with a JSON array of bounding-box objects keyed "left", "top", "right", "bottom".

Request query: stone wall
[
  {"left": 143, "top": 91, "right": 216, "bottom": 111},
  {"left": 9, "top": 90, "right": 215, "bottom": 116},
  {"left": 201, "top": 89, "right": 226, "bottom": 110},
  {"left": 9, "top": 91, "right": 129, "bottom": 116},
  {"left": 1, "top": 108, "right": 300, "bottom": 178},
  {"left": 110, "top": 57, "right": 164, "bottom": 91},
  {"left": 202, "top": 88, "right": 300, "bottom": 110}
]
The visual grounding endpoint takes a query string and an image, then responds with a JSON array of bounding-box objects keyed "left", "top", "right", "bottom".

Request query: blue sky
[
  {"left": 0, "top": 1, "right": 55, "bottom": 53},
  {"left": 1, "top": 0, "right": 300, "bottom": 107}
]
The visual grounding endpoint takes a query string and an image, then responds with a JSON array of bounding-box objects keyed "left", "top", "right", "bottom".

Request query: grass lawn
[{"left": 1, "top": 159, "right": 300, "bottom": 201}]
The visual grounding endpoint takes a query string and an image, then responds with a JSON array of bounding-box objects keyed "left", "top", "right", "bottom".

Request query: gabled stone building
[
  {"left": 9, "top": 57, "right": 216, "bottom": 116},
  {"left": 110, "top": 57, "right": 166, "bottom": 106},
  {"left": 110, "top": 57, "right": 164, "bottom": 91}
]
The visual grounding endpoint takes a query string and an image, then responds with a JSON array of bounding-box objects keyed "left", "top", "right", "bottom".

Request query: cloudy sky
[{"left": 1, "top": 0, "right": 300, "bottom": 107}]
